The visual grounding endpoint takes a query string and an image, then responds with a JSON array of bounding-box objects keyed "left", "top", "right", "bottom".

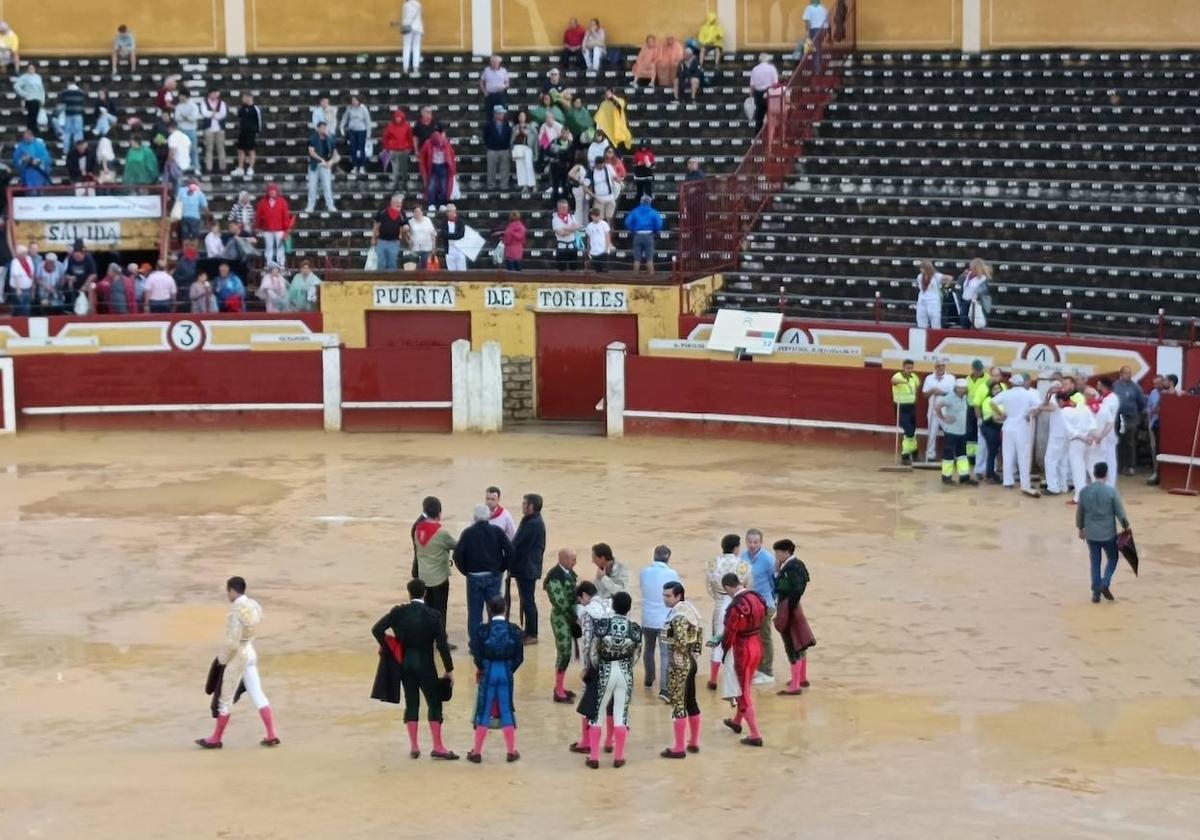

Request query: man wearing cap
[
  {"left": 934, "top": 379, "right": 977, "bottom": 486},
  {"left": 624, "top": 195, "right": 665, "bottom": 273},
  {"left": 922, "top": 359, "right": 956, "bottom": 463},
  {"left": 991, "top": 373, "right": 1043, "bottom": 497},
  {"left": 483, "top": 105, "right": 512, "bottom": 191},
  {"left": 891, "top": 359, "right": 920, "bottom": 465}
]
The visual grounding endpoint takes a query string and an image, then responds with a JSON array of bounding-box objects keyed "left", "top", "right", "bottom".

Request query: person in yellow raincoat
[
  {"left": 593, "top": 88, "right": 632, "bottom": 151},
  {"left": 697, "top": 13, "right": 724, "bottom": 68}
]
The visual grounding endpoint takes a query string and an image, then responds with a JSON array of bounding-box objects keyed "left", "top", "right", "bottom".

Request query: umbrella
[{"left": 1116, "top": 529, "right": 1139, "bottom": 576}]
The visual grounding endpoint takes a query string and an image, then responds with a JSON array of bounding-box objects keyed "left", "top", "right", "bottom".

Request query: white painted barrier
[
  {"left": 606, "top": 342, "right": 626, "bottom": 438},
  {"left": 451, "top": 338, "right": 504, "bottom": 433}
]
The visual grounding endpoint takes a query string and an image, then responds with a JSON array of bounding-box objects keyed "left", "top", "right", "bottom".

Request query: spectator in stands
[
  {"left": 749, "top": 53, "right": 778, "bottom": 134},
  {"left": 552, "top": 199, "right": 581, "bottom": 270},
  {"left": 256, "top": 264, "right": 289, "bottom": 311},
  {"left": 93, "top": 89, "right": 120, "bottom": 137},
  {"left": 214, "top": 262, "right": 246, "bottom": 312},
  {"left": 143, "top": 260, "right": 177, "bottom": 313},
  {"left": 205, "top": 222, "right": 225, "bottom": 258},
  {"left": 542, "top": 67, "right": 565, "bottom": 99},
  {"left": 697, "top": 13, "right": 725, "bottom": 68},
  {"left": 531, "top": 93, "right": 565, "bottom": 132},
  {"left": 537, "top": 109, "right": 563, "bottom": 162},
  {"left": 156, "top": 75, "right": 179, "bottom": 117},
  {"left": 484, "top": 106, "right": 513, "bottom": 191},
  {"left": 96, "top": 264, "right": 120, "bottom": 314},
  {"left": 311, "top": 96, "right": 337, "bottom": 130},
  {"left": 1113, "top": 366, "right": 1146, "bottom": 476},
  {"left": 66, "top": 137, "right": 99, "bottom": 183},
  {"left": 0, "top": 21, "right": 19, "bottom": 74},
  {"left": 441, "top": 204, "right": 468, "bottom": 271},
  {"left": 382, "top": 109, "right": 415, "bottom": 192},
  {"left": 177, "top": 178, "right": 208, "bottom": 242},
  {"left": 228, "top": 190, "right": 255, "bottom": 233},
  {"left": 1145, "top": 375, "right": 1166, "bottom": 486},
  {"left": 562, "top": 18, "right": 586, "bottom": 70},
  {"left": 305, "top": 121, "right": 339, "bottom": 213},
  {"left": 234, "top": 91, "right": 263, "bottom": 178},
  {"left": 418, "top": 130, "right": 456, "bottom": 211},
  {"left": 57, "top": 81, "right": 88, "bottom": 150},
  {"left": 63, "top": 242, "right": 98, "bottom": 310},
  {"left": 595, "top": 88, "right": 632, "bottom": 150},
  {"left": 914, "top": 260, "right": 947, "bottom": 329},
  {"left": 14, "top": 63, "right": 44, "bottom": 134},
  {"left": 502, "top": 211, "right": 526, "bottom": 271},
  {"left": 190, "top": 271, "right": 218, "bottom": 313},
  {"left": 626, "top": 195, "right": 664, "bottom": 273},
  {"left": 122, "top": 133, "right": 158, "bottom": 185},
  {"left": 602, "top": 146, "right": 626, "bottom": 183},
  {"left": 675, "top": 48, "right": 704, "bottom": 105},
  {"left": 511, "top": 111, "right": 537, "bottom": 190},
  {"left": 174, "top": 241, "right": 199, "bottom": 290},
  {"left": 36, "top": 253, "right": 67, "bottom": 314},
  {"left": 584, "top": 207, "right": 612, "bottom": 272},
  {"left": 339, "top": 95, "right": 373, "bottom": 178},
  {"left": 397, "top": 0, "right": 424, "bottom": 76},
  {"left": 13, "top": 128, "right": 52, "bottom": 189},
  {"left": 174, "top": 90, "right": 202, "bottom": 174},
  {"left": 1166, "top": 374, "right": 1182, "bottom": 396},
  {"left": 564, "top": 96, "right": 593, "bottom": 141},
  {"left": 164, "top": 120, "right": 191, "bottom": 192},
  {"left": 586, "top": 128, "right": 612, "bottom": 168},
  {"left": 372, "top": 193, "right": 409, "bottom": 271},
  {"left": 582, "top": 19, "right": 607, "bottom": 74},
  {"left": 255, "top": 183, "right": 293, "bottom": 268},
  {"left": 221, "top": 220, "right": 259, "bottom": 269},
  {"left": 568, "top": 153, "right": 591, "bottom": 228},
  {"left": 7, "top": 245, "right": 34, "bottom": 316},
  {"left": 589, "top": 155, "right": 620, "bottom": 223},
  {"left": 546, "top": 131, "right": 574, "bottom": 203},
  {"left": 111, "top": 25, "right": 137, "bottom": 75},
  {"left": 201, "top": 90, "right": 228, "bottom": 173},
  {"left": 632, "top": 36, "right": 660, "bottom": 88},
  {"left": 657, "top": 35, "right": 683, "bottom": 90},
  {"left": 412, "top": 106, "right": 440, "bottom": 153},
  {"left": 631, "top": 144, "right": 656, "bottom": 201},
  {"left": 95, "top": 134, "right": 116, "bottom": 183},
  {"left": 960, "top": 258, "right": 992, "bottom": 329},
  {"left": 800, "top": 0, "right": 831, "bottom": 71},
  {"left": 480, "top": 55, "right": 511, "bottom": 116},
  {"left": 288, "top": 260, "right": 321, "bottom": 311},
  {"left": 407, "top": 205, "right": 436, "bottom": 270}
]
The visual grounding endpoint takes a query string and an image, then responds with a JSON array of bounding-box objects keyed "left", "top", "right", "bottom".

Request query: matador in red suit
[{"left": 719, "top": 572, "right": 767, "bottom": 747}]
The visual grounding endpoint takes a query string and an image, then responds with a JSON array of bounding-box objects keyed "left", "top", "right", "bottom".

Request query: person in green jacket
[
  {"left": 529, "top": 92, "right": 565, "bottom": 128},
  {"left": 122, "top": 133, "right": 159, "bottom": 185},
  {"left": 412, "top": 496, "right": 458, "bottom": 638},
  {"left": 564, "top": 96, "right": 594, "bottom": 139}
]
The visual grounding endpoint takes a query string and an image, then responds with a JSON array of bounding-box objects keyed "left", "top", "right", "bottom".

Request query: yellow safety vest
[
  {"left": 981, "top": 395, "right": 996, "bottom": 421},
  {"left": 891, "top": 371, "right": 919, "bottom": 405},
  {"left": 966, "top": 375, "right": 990, "bottom": 408}
]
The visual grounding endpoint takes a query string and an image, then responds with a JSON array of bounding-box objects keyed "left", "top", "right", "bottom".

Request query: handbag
[{"left": 170, "top": 198, "right": 183, "bottom": 221}]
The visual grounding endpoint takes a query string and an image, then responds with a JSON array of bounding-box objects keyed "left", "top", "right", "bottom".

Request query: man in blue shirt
[
  {"left": 1145, "top": 375, "right": 1165, "bottom": 486},
  {"left": 741, "top": 528, "right": 777, "bottom": 684},
  {"left": 624, "top": 195, "right": 664, "bottom": 274},
  {"left": 638, "top": 544, "right": 680, "bottom": 700}
]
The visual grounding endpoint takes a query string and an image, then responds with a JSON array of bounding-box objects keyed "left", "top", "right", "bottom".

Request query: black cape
[{"left": 204, "top": 658, "right": 246, "bottom": 719}]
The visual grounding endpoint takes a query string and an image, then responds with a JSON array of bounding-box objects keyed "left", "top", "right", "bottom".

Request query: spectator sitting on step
[
  {"left": 696, "top": 13, "right": 724, "bottom": 68},
  {"left": 204, "top": 221, "right": 225, "bottom": 258},
  {"left": 339, "top": 95, "right": 374, "bottom": 178},
  {"left": 93, "top": 89, "right": 121, "bottom": 137},
  {"left": 255, "top": 183, "right": 293, "bottom": 269},
  {"left": 675, "top": 48, "right": 704, "bottom": 105},
  {"left": 255, "top": 264, "right": 289, "bottom": 312},
  {"left": 594, "top": 88, "right": 632, "bottom": 150},
  {"left": 530, "top": 92, "right": 565, "bottom": 130},
  {"left": 311, "top": 96, "right": 338, "bottom": 131},
  {"left": 220, "top": 221, "right": 259, "bottom": 275},
  {"left": 214, "top": 262, "right": 246, "bottom": 312},
  {"left": 177, "top": 178, "right": 208, "bottom": 242},
  {"left": 156, "top": 75, "right": 179, "bottom": 117},
  {"left": 480, "top": 55, "right": 511, "bottom": 116},
  {"left": 632, "top": 36, "right": 661, "bottom": 87},
  {"left": 684, "top": 156, "right": 705, "bottom": 180},
  {"left": 537, "top": 110, "right": 563, "bottom": 161},
  {"left": 502, "top": 211, "right": 526, "bottom": 271},
  {"left": 143, "top": 260, "right": 177, "bottom": 313},
  {"left": 564, "top": 96, "right": 593, "bottom": 141},
  {"left": 66, "top": 137, "right": 99, "bottom": 184},
  {"left": 561, "top": 18, "right": 586, "bottom": 70},
  {"left": 190, "top": 271, "right": 218, "bottom": 313},
  {"left": 112, "top": 25, "right": 137, "bottom": 75},
  {"left": 122, "top": 133, "right": 160, "bottom": 185},
  {"left": 543, "top": 67, "right": 566, "bottom": 99},
  {"left": 13, "top": 127, "right": 52, "bottom": 189},
  {"left": 582, "top": 19, "right": 607, "bottom": 74},
  {"left": 657, "top": 35, "right": 683, "bottom": 89},
  {"left": 0, "top": 21, "right": 20, "bottom": 74},
  {"left": 233, "top": 91, "right": 263, "bottom": 178},
  {"left": 412, "top": 105, "right": 441, "bottom": 153},
  {"left": 227, "top": 190, "right": 255, "bottom": 233},
  {"left": 418, "top": 130, "right": 456, "bottom": 210},
  {"left": 382, "top": 109, "right": 415, "bottom": 192},
  {"left": 288, "top": 259, "right": 322, "bottom": 311}
]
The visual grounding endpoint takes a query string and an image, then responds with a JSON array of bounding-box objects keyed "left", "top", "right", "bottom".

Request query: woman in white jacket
[
  {"left": 255, "top": 264, "right": 289, "bottom": 312},
  {"left": 399, "top": 0, "right": 424, "bottom": 76}
]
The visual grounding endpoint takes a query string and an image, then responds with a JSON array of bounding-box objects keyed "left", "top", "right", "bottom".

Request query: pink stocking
[
  {"left": 613, "top": 725, "right": 628, "bottom": 762},
  {"left": 687, "top": 714, "right": 701, "bottom": 748},
  {"left": 554, "top": 670, "right": 566, "bottom": 697},
  {"left": 259, "top": 706, "right": 277, "bottom": 740},
  {"left": 405, "top": 721, "right": 419, "bottom": 752},
  {"left": 502, "top": 725, "right": 516, "bottom": 753},
  {"left": 472, "top": 725, "right": 487, "bottom": 754},
  {"left": 672, "top": 718, "right": 686, "bottom": 752},
  {"left": 206, "top": 714, "right": 230, "bottom": 745},
  {"left": 744, "top": 704, "right": 761, "bottom": 739},
  {"left": 429, "top": 721, "right": 447, "bottom": 753},
  {"left": 587, "top": 724, "right": 601, "bottom": 762}
]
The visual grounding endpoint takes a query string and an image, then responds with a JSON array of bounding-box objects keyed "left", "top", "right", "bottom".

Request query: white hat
[
  {"left": 954, "top": 378, "right": 968, "bottom": 388},
  {"left": 1010, "top": 374, "right": 1026, "bottom": 386}
]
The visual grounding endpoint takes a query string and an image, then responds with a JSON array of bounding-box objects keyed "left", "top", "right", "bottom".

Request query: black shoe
[
  {"left": 960, "top": 477, "right": 979, "bottom": 486},
  {"left": 466, "top": 751, "right": 482, "bottom": 764},
  {"left": 722, "top": 718, "right": 743, "bottom": 735},
  {"left": 941, "top": 476, "right": 954, "bottom": 486},
  {"left": 585, "top": 759, "right": 599, "bottom": 769},
  {"left": 643, "top": 679, "right": 654, "bottom": 688},
  {"left": 1102, "top": 587, "right": 1114, "bottom": 601},
  {"left": 194, "top": 738, "right": 222, "bottom": 749},
  {"left": 900, "top": 454, "right": 913, "bottom": 466},
  {"left": 1091, "top": 592, "right": 1101, "bottom": 603}
]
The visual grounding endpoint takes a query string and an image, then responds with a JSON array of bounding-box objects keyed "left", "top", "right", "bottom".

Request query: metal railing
[{"left": 674, "top": 3, "right": 856, "bottom": 280}]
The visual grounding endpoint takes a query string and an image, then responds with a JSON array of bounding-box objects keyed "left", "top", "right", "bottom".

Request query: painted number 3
[{"left": 170, "top": 320, "right": 203, "bottom": 351}]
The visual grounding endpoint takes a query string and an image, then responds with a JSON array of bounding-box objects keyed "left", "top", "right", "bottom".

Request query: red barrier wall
[
  {"left": 1157, "top": 394, "right": 1200, "bottom": 490},
  {"left": 341, "top": 347, "right": 453, "bottom": 432}
]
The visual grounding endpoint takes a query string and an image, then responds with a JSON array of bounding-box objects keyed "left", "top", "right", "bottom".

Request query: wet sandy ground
[{"left": 0, "top": 430, "right": 1197, "bottom": 839}]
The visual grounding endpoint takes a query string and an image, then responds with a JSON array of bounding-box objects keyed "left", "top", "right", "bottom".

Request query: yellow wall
[
  {"left": 321, "top": 278, "right": 680, "bottom": 354},
  {"left": 4, "top": 0, "right": 224, "bottom": 55},
  {"left": 494, "top": 0, "right": 715, "bottom": 51},
  {"left": 982, "top": 0, "right": 1200, "bottom": 48},
  {"left": 247, "top": 0, "right": 468, "bottom": 53},
  {"left": 856, "top": 0, "right": 960, "bottom": 50}
]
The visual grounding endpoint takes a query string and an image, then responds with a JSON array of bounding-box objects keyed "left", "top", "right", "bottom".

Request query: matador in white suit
[
  {"left": 196, "top": 576, "right": 280, "bottom": 749},
  {"left": 705, "top": 534, "right": 752, "bottom": 690}
]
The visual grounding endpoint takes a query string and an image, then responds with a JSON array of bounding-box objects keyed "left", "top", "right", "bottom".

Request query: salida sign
[{"left": 46, "top": 222, "right": 121, "bottom": 246}]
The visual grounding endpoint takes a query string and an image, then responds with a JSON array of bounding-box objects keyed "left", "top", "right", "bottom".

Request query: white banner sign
[
  {"left": 536, "top": 288, "right": 628, "bottom": 312},
  {"left": 13, "top": 194, "right": 163, "bottom": 221},
  {"left": 45, "top": 221, "right": 121, "bottom": 246},
  {"left": 372, "top": 285, "right": 458, "bottom": 309}
]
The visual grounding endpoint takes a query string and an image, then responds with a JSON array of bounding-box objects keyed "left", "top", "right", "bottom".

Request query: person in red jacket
[
  {"left": 718, "top": 572, "right": 767, "bottom": 747},
  {"left": 417, "top": 130, "right": 457, "bottom": 210},
  {"left": 382, "top": 109, "right": 415, "bottom": 193},
  {"left": 561, "top": 18, "right": 586, "bottom": 70},
  {"left": 502, "top": 211, "right": 526, "bottom": 271},
  {"left": 254, "top": 183, "right": 293, "bottom": 268}
]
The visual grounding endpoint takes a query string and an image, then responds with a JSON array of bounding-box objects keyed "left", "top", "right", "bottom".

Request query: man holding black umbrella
[
  {"left": 1076, "top": 462, "right": 1131, "bottom": 603},
  {"left": 510, "top": 493, "right": 546, "bottom": 644}
]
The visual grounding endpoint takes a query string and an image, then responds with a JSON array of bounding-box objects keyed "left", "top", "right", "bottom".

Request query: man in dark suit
[
  {"left": 371, "top": 579, "right": 459, "bottom": 760},
  {"left": 454, "top": 504, "right": 514, "bottom": 649},
  {"left": 510, "top": 493, "right": 546, "bottom": 645}
]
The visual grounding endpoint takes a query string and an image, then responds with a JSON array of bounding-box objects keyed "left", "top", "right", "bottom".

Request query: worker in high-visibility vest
[
  {"left": 974, "top": 366, "right": 1009, "bottom": 479},
  {"left": 934, "top": 378, "right": 977, "bottom": 486},
  {"left": 965, "top": 359, "right": 990, "bottom": 470},
  {"left": 891, "top": 359, "right": 920, "bottom": 465}
]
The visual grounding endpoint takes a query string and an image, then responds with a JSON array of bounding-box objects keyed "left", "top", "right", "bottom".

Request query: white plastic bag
[
  {"left": 170, "top": 198, "right": 183, "bottom": 221},
  {"left": 364, "top": 247, "right": 378, "bottom": 271},
  {"left": 36, "top": 106, "right": 49, "bottom": 129},
  {"left": 73, "top": 290, "right": 90, "bottom": 316},
  {"left": 450, "top": 177, "right": 462, "bottom": 201}
]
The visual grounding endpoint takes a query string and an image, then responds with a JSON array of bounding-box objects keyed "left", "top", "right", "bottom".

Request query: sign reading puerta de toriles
[
  {"left": 372, "top": 285, "right": 630, "bottom": 313},
  {"left": 11, "top": 194, "right": 166, "bottom": 252}
]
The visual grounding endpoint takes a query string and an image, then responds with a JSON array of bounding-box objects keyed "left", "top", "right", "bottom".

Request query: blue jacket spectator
[{"left": 624, "top": 198, "right": 664, "bottom": 233}]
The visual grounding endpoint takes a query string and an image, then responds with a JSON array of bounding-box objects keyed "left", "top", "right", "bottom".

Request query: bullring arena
[{"left": 2, "top": 1, "right": 1200, "bottom": 838}]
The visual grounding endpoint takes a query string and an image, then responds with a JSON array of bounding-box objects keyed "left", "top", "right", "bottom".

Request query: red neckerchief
[
  {"left": 920, "top": 274, "right": 932, "bottom": 291},
  {"left": 414, "top": 519, "right": 442, "bottom": 547},
  {"left": 1087, "top": 398, "right": 1102, "bottom": 413},
  {"left": 557, "top": 212, "right": 570, "bottom": 223},
  {"left": 16, "top": 256, "right": 33, "bottom": 277},
  {"left": 489, "top": 505, "right": 506, "bottom": 521},
  {"left": 387, "top": 207, "right": 401, "bottom": 221}
]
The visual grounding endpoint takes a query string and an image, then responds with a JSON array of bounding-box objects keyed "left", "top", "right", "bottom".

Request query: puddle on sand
[{"left": 21, "top": 473, "right": 290, "bottom": 518}]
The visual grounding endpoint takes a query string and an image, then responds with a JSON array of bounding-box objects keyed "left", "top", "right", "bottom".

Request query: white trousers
[
  {"left": 446, "top": 246, "right": 467, "bottom": 272},
  {"left": 916, "top": 298, "right": 941, "bottom": 329},
  {"left": 1002, "top": 425, "right": 1033, "bottom": 491},
  {"left": 1044, "top": 432, "right": 1070, "bottom": 493},
  {"left": 219, "top": 644, "right": 269, "bottom": 716},
  {"left": 584, "top": 46, "right": 604, "bottom": 71},
  {"left": 593, "top": 196, "right": 616, "bottom": 222},
  {"left": 514, "top": 149, "right": 536, "bottom": 188},
  {"left": 975, "top": 430, "right": 989, "bottom": 476},
  {"left": 261, "top": 230, "right": 286, "bottom": 268},
  {"left": 402, "top": 31, "right": 422, "bottom": 73},
  {"left": 1068, "top": 439, "right": 1090, "bottom": 502},
  {"left": 925, "top": 404, "right": 943, "bottom": 460},
  {"left": 595, "top": 662, "right": 631, "bottom": 727},
  {"left": 1087, "top": 438, "right": 1119, "bottom": 487}
]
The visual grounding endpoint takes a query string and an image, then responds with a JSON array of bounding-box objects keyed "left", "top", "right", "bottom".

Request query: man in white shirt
[
  {"left": 165, "top": 121, "right": 192, "bottom": 193},
  {"left": 992, "top": 374, "right": 1043, "bottom": 496},
  {"left": 584, "top": 207, "right": 611, "bottom": 272},
  {"left": 748, "top": 53, "right": 778, "bottom": 134},
  {"left": 638, "top": 545, "right": 681, "bottom": 699},
  {"left": 800, "top": 0, "right": 831, "bottom": 70},
  {"left": 914, "top": 260, "right": 946, "bottom": 329},
  {"left": 1088, "top": 379, "right": 1121, "bottom": 488},
  {"left": 922, "top": 360, "right": 956, "bottom": 463},
  {"left": 589, "top": 157, "right": 619, "bottom": 223},
  {"left": 551, "top": 200, "right": 581, "bottom": 270},
  {"left": 479, "top": 55, "right": 510, "bottom": 116},
  {"left": 484, "top": 485, "right": 516, "bottom": 540},
  {"left": 398, "top": 0, "right": 424, "bottom": 76}
]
